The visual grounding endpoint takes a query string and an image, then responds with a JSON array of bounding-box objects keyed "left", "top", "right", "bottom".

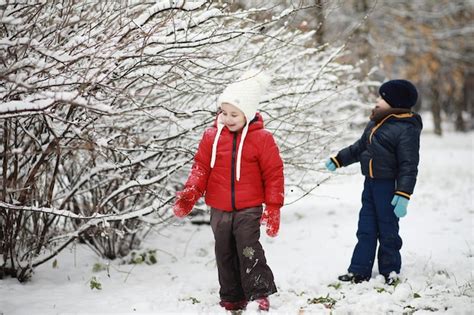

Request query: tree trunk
[
  {"left": 353, "top": 0, "right": 371, "bottom": 77},
  {"left": 431, "top": 83, "right": 443, "bottom": 136},
  {"left": 2, "top": 118, "right": 8, "bottom": 201},
  {"left": 454, "top": 99, "right": 465, "bottom": 132},
  {"left": 465, "top": 71, "right": 474, "bottom": 130},
  {"left": 314, "top": 0, "right": 324, "bottom": 45}
]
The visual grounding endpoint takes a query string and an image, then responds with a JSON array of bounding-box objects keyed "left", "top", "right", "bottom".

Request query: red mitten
[
  {"left": 173, "top": 187, "right": 201, "bottom": 218},
  {"left": 264, "top": 205, "right": 280, "bottom": 237}
]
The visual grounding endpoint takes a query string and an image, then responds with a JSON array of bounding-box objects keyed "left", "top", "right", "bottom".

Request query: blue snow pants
[{"left": 348, "top": 177, "right": 403, "bottom": 278}]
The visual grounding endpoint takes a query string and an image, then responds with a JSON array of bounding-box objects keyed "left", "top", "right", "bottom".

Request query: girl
[{"left": 173, "top": 70, "right": 284, "bottom": 311}]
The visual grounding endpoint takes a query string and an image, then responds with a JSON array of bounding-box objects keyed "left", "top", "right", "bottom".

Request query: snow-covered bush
[{"left": 0, "top": 0, "right": 368, "bottom": 281}]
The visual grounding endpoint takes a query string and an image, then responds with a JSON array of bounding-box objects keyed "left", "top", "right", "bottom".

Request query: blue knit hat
[{"left": 379, "top": 79, "right": 418, "bottom": 109}]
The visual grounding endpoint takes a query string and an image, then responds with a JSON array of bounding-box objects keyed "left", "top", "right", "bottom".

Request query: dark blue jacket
[{"left": 332, "top": 112, "right": 422, "bottom": 198}]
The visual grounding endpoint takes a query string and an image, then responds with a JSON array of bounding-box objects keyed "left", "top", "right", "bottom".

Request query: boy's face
[
  {"left": 220, "top": 103, "right": 246, "bottom": 132},
  {"left": 375, "top": 97, "right": 392, "bottom": 110}
]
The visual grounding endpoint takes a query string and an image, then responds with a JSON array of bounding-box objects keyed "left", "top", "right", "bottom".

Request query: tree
[
  {"left": 333, "top": 0, "right": 474, "bottom": 134},
  {"left": 0, "top": 0, "right": 367, "bottom": 281}
]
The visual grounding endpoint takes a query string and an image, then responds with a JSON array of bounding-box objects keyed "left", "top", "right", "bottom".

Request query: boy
[{"left": 326, "top": 79, "right": 422, "bottom": 284}]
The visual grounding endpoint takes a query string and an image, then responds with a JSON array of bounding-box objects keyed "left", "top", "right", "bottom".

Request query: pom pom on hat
[
  {"left": 217, "top": 69, "right": 271, "bottom": 122},
  {"left": 379, "top": 79, "right": 418, "bottom": 109}
]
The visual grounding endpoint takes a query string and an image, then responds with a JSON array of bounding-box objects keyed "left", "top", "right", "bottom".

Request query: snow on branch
[
  {"left": 0, "top": 200, "right": 164, "bottom": 221},
  {"left": 120, "top": 0, "right": 209, "bottom": 42},
  {"left": 28, "top": 196, "right": 175, "bottom": 268},
  {"left": 0, "top": 93, "right": 113, "bottom": 117},
  {"left": 57, "top": 151, "right": 163, "bottom": 208},
  {"left": 0, "top": 99, "right": 55, "bottom": 115},
  {"left": 99, "top": 159, "right": 190, "bottom": 207},
  {"left": 164, "top": 8, "right": 221, "bottom": 36},
  {"left": 135, "top": 0, "right": 208, "bottom": 26}
]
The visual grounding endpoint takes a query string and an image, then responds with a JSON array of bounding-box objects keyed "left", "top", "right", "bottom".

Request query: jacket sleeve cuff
[
  {"left": 395, "top": 191, "right": 411, "bottom": 200},
  {"left": 330, "top": 157, "right": 341, "bottom": 168}
]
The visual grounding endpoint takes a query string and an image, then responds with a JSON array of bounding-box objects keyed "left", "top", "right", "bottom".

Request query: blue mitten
[
  {"left": 391, "top": 195, "right": 409, "bottom": 218},
  {"left": 325, "top": 159, "right": 337, "bottom": 172}
]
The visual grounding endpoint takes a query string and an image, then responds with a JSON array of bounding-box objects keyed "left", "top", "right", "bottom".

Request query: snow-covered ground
[{"left": 1, "top": 123, "right": 473, "bottom": 314}]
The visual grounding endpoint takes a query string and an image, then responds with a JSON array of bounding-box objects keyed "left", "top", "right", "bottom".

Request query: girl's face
[
  {"left": 220, "top": 103, "right": 246, "bottom": 132},
  {"left": 375, "top": 97, "right": 392, "bottom": 110}
]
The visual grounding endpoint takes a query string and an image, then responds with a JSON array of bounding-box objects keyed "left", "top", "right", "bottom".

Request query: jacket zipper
[
  {"left": 231, "top": 133, "right": 237, "bottom": 211},
  {"left": 369, "top": 158, "right": 374, "bottom": 178}
]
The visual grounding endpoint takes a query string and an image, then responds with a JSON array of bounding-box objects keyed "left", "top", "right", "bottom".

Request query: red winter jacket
[{"left": 184, "top": 113, "right": 284, "bottom": 211}]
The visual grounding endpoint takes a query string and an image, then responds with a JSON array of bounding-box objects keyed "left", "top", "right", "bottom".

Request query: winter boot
[
  {"left": 383, "top": 274, "right": 400, "bottom": 286},
  {"left": 219, "top": 300, "right": 247, "bottom": 311},
  {"left": 256, "top": 297, "right": 270, "bottom": 311},
  {"left": 338, "top": 272, "right": 370, "bottom": 283}
]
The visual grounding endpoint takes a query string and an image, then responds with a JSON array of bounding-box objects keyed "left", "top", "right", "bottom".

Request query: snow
[
  {"left": 0, "top": 94, "right": 112, "bottom": 116},
  {"left": 0, "top": 15, "right": 22, "bottom": 25},
  {"left": 275, "top": 8, "right": 294, "bottom": 20},
  {"left": 0, "top": 100, "right": 54, "bottom": 114},
  {"left": 132, "top": 0, "right": 206, "bottom": 30},
  {"left": 0, "top": 125, "right": 472, "bottom": 314}
]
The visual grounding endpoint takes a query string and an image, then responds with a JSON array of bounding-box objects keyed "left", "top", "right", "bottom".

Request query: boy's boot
[
  {"left": 338, "top": 272, "right": 370, "bottom": 283},
  {"left": 383, "top": 274, "right": 399, "bottom": 286}
]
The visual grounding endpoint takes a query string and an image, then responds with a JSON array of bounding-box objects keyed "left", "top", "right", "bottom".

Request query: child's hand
[
  {"left": 391, "top": 195, "right": 409, "bottom": 218},
  {"left": 263, "top": 205, "right": 280, "bottom": 237},
  {"left": 173, "top": 187, "right": 200, "bottom": 218},
  {"left": 325, "top": 159, "right": 337, "bottom": 172}
]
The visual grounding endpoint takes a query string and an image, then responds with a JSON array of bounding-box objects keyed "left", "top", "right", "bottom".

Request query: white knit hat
[{"left": 211, "top": 69, "right": 271, "bottom": 181}]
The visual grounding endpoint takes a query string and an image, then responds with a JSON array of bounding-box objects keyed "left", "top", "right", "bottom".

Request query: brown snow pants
[{"left": 210, "top": 206, "right": 277, "bottom": 302}]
